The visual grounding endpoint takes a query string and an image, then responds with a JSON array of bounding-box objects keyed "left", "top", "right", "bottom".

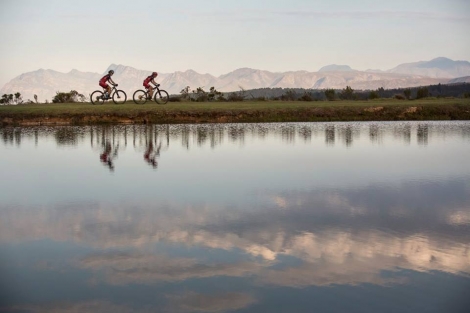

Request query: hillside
[{"left": 2, "top": 57, "right": 470, "bottom": 102}]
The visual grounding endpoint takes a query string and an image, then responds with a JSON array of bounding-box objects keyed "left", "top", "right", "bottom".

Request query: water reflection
[
  {"left": 99, "top": 140, "right": 118, "bottom": 171},
  {"left": 2, "top": 121, "right": 470, "bottom": 149},
  {"left": 1, "top": 121, "right": 470, "bottom": 312}
]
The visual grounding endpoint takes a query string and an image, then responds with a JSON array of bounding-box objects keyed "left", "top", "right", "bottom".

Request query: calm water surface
[{"left": 1, "top": 122, "right": 469, "bottom": 313}]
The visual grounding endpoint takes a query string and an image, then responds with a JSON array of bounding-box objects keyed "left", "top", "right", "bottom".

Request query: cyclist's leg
[
  {"left": 148, "top": 86, "right": 154, "bottom": 99},
  {"left": 139, "top": 88, "right": 148, "bottom": 100}
]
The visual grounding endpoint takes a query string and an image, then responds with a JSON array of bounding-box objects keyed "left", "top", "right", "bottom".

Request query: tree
[
  {"left": 404, "top": 88, "right": 411, "bottom": 100},
  {"left": 192, "top": 87, "right": 208, "bottom": 102},
  {"left": 52, "top": 90, "right": 86, "bottom": 103},
  {"left": 369, "top": 91, "right": 379, "bottom": 99},
  {"left": 416, "top": 87, "right": 429, "bottom": 99},
  {"left": 377, "top": 87, "right": 385, "bottom": 98},
  {"left": 299, "top": 92, "right": 313, "bottom": 101},
  {"left": 280, "top": 90, "right": 297, "bottom": 101},
  {"left": 340, "top": 86, "right": 355, "bottom": 100},
  {"left": 208, "top": 86, "right": 223, "bottom": 101},
  {"left": 324, "top": 89, "right": 335, "bottom": 101},
  {"left": 14, "top": 92, "right": 23, "bottom": 104},
  {"left": 34, "top": 94, "right": 38, "bottom": 103},
  {"left": 180, "top": 86, "right": 190, "bottom": 100},
  {"left": 0, "top": 93, "right": 21, "bottom": 105}
]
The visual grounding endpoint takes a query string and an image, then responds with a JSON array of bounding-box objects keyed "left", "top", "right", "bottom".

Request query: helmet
[
  {"left": 108, "top": 70, "right": 114, "bottom": 75},
  {"left": 152, "top": 71, "right": 158, "bottom": 77}
]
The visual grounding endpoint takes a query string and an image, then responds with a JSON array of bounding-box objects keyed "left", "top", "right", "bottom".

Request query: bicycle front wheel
[
  {"left": 113, "top": 90, "right": 127, "bottom": 104},
  {"left": 91, "top": 90, "right": 105, "bottom": 105},
  {"left": 133, "top": 90, "right": 148, "bottom": 104},
  {"left": 154, "top": 90, "right": 169, "bottom": 104}
]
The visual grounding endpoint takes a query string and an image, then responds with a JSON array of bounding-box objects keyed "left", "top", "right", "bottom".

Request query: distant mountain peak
[{"left": 318, "top": 64, "right": 354, "bottom": 72}]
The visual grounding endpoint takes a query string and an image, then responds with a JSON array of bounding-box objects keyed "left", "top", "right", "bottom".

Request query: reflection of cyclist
[
  {"left": 100, "top": 141, "right": 119, "bottom": 171},
  {"left": 143, "top": 72, "right": 159, "bottom": 100},
  {"left": 99, "top": 70, "right": 118, "bottom": 99},
  {"left": 144, "top": 141, "right": 161, "bottom": 169}
]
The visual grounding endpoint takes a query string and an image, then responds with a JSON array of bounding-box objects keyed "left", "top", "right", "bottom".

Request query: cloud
[
  {"left": 79, "top": 252, "right": 262, "bottom": 285},
  {"left": 4, "top": 300, "right": 147, "bottom": 313},
  {"left": 167, "top": 292, "right": 256, "bottom": 313}
]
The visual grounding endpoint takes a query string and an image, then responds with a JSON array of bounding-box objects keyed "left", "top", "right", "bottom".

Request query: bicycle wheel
[
  {"left": 91, "top": 90, "right": 105, "bottom": 105},
  {"left": 113, "top": 90, "right": 127, "bottom": 104},
  {"left": 133, "top": 90, "right": 148, "bottom": 104},
  {"left": 154, "top": 90, "right": 169, "bottom": 104}
]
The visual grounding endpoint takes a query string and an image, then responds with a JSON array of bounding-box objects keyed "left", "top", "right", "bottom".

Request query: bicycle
[
  {"left": 133, "top": 84, "right": 169, "bottom": 105},
  {"left": 91, "top": 85, "right": 127, "bottom": 105}
]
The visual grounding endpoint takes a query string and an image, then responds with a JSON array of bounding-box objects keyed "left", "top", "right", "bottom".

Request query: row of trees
[
  {"left": 0, "top": 93, "right": 24, "bottom": 105},
  {"left": 176, "top": 85, "right": 439, "bottom": 102},
  {"left": 0, "top": 90, "right": 87, "bottom": 105},
  {"left": 322, "top": 86, "right": 430, "bottom": 101},
  {"left": 180, "top": 86, "right": 246, "bottom": 102}
]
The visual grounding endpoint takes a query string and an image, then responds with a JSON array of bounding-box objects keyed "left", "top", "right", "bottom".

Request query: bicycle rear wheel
[
  {"left": 113, "top": 90, "right": 127, "bottom": 104},
  {"left": 154, "top": 90, "right": 169, "bottom": 104},
  {"left": 91, "top": 90, "right": 105, "bottom": 105},
  {"left": 133, "top": 90, "right": 148, "bottom": 104}
]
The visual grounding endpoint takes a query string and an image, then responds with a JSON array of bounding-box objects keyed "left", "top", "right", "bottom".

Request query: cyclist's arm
[
  {"left": 109, "top": 78, "right": 117, "bottom": 86},
  {"left": 151, "top": 79, "right": 159, "bottom": 86}
]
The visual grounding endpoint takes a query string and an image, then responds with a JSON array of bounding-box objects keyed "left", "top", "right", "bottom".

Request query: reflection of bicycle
[
  {"left": 144, "top": 141, "right": 162, "bottom": 169},
  {"left": 133, "top": 84, "right": 169, "bottom": 105},
  {"left": 91, "top": 85, "right": 127, "bottom": 105},
  {"left": 99, "top": 141, "right": 119, "bottom": 171}
]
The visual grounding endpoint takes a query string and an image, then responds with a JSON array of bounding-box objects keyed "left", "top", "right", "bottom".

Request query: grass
[{"left": 1, "top": 98, "right": 470, "bottom": 125}]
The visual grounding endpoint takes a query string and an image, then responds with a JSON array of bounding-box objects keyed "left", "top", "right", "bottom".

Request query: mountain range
[{"left": 1, "top": 57, "right": 470, "bottom": 102}]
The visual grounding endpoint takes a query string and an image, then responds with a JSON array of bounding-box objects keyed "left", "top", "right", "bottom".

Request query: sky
[{"left": 0, "top": 0, "right": 469, "bottom": 87}]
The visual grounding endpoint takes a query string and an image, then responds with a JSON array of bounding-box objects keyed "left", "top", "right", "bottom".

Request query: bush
[
  {"left": 280, "top": 90, "right": 297, "bottom": 101},
  {"left": 404, "top": 88, "right": 411, "bottom": 100},
  {"left": 208, "top": 87, "right": 223, "bottom": 101},
  {"left": 52, "top": 90, "right": 86, "bottom": 103},
  {"left": 340, "top": 86, "right": 355, "bottom": 100},
  {"left": 227, "top": 92, "right": 245, "bottom": 101},
  {"left": 416, "top": 87, "right": 429, "bottom": 99},
  {"left": 369, "top": 91, "right": 379, "bottom": 100},
  {"left": 394, "top": 94, "right": 406, "bottom": 100},
  {"left": 299, "top": 92, "right": 313, "bottom": 101},
  {"left": 227, "top": 87, "right": 246, "bottom": 102},
  {"left": 324, "top": 89, "right": 336, "bottom": 101},
  {"left": 464, "top": 92, "right": 470, "bottom": 98},
  {"left": 169, "top": 96, "right": 182, "bottom": 102}
]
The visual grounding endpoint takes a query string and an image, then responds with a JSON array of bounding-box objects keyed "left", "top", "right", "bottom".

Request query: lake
[{"left": 1, "top": 121, "right": 469, "bottom": 313}]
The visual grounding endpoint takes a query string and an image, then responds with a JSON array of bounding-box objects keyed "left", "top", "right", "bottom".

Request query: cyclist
[
  {"left": 99, "top": 70, "right": 118, "bottom": 99},
  {"left": 143, "top": 72, "right": 159, "bottom": 100}
]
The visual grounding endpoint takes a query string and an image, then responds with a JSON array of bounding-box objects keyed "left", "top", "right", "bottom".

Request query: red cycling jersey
[
  {"left": 99, "top": 74, "right": 111, "bottom": 88},
  {"left": 143, "top": 75, "right": 153, "bottom": 88}
]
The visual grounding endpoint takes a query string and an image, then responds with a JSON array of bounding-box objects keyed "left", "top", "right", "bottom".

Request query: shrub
[
  {"left": 404, "top": 88, "right": 411, "bottom": 100},
  {"left": 52, "top": 90, "right": 86, "bottom": 103},
  {"left": 324, "top": 89, "right": 336, "bottom": 101},
  {"left": 208, "top": 87, "right": 223, "bottom": 101},
  {"left": 464, "top": 92, "right": 470, "bottom": 98},
  {"left": 280, "top": 90, "right": 297, "bottom": 101},
  {"left": 169, "top": 96, "right": 182, "bottom": 102},
  {"left": 227, "top": 87, "right": 246, "bottom": 102},
  {"left": 416, "top": 87, "right": 429, "bottom": 99},
  {"left": 227, "top": 92, "right": 245, "bottom": 101},
  {"left": 191, "top": 87, "right": 208, "bottom": 102},
  {"left": 394, "top": 94, "right": 406, "bottom": 100},
  {"left": 369, "top": 91, "right": 379, "bottom": 100},
  {"left": 340, "top": 86, "right": 355, "bottom": 100},
  {"left": 299, "top": 92, "right": 313, "bottom": 101}
]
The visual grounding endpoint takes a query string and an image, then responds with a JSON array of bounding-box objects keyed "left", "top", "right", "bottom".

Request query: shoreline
[{"left": 1, "top": 99, "right": 470, "bottom": 126}]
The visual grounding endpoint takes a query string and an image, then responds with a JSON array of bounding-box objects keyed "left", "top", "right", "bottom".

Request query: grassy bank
[{"left": 1, "top": 98, "right": 470, "bottom": 126}]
